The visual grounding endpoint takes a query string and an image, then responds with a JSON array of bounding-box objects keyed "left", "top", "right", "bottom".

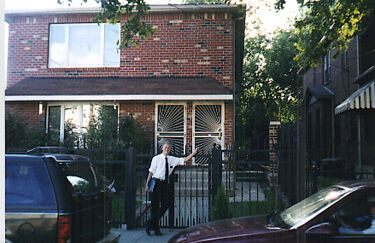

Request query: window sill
[{"left": 48, "top": 67, "right": 120, "bottom": 72}]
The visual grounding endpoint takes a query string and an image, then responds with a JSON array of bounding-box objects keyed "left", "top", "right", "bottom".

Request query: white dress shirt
[{"left": 149, "top": 154, "right": 184, "bottom": 180}]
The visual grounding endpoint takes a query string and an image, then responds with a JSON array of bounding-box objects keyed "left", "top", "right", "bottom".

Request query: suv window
[
  {"left": 58, "top": 162, "right": 99, "bottom": 195},
  {"left": 6, "top": 160, "right": 57, "bottom": 209}
]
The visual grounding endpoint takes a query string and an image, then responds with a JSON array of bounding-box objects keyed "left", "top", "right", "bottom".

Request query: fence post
[
  {"left": 124, "top": 145, "right": 136, "bottom": 229},
  {"left": 211, "top": 144, "right": 222, "bottom": 210},
  {"left": 168, "top": 172, "right": 176, "bottom": 228}
]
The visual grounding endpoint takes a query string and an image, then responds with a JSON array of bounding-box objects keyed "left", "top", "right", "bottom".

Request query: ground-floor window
[{"left": 47, "top": 102, "right": 118, "bottom": 147}]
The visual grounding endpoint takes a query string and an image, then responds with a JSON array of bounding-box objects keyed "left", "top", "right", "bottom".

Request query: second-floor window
[
  {"left": 342, "top": 49, "right": 348, "bottom": 70},
  {"left": 49, "top": 23, "right": 120, "bottom": 68},
  {"left": 323, "top": 51, "right": 331, "bottom": 85}
]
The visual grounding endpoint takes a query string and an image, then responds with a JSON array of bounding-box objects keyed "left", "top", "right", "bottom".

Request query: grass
[
  {"left": 111, "top": 193, "right": 143, "bottom": 223},
  {"left": 229, "top": 189, "right": 284, "bottom": 218},
  {"left": 317, "top": 176, "right": 342, "bottom": 191}
]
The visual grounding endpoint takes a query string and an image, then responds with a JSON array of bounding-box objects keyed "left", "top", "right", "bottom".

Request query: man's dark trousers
[{"left": 148, "top": 179, "right": 172, "bottom": 231}]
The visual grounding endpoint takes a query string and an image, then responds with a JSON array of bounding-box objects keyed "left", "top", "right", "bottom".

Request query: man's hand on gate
[{"left": 193, "top": 148, "right": 198, "bottom": 155}]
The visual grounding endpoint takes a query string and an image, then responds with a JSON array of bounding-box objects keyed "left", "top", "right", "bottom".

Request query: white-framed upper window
[
  {"left": 49, "top": 23, "right": 120, "bottom": 68},
  {"left": 323, "top": 50, "right": 331, "bottom": 85},
  {"left": 342, "top": 49, "right": 348, "bottom": 70}
]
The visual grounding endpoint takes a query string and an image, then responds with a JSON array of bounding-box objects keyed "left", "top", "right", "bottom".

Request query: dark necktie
[{"left": 165, "top": 157, "right": 169, "bottom": 182}]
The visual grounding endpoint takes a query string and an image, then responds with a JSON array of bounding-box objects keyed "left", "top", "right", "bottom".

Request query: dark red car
[{"left": 169, "top": 180, "right": 375, "bottom": 243}]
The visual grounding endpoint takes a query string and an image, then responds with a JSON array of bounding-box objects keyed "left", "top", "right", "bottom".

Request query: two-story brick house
[
  {"left": 5, "top": 4, "right": 245, "bottom": 160},
  {"left": 300, "top": 17, "right": 375, "bottom": 177}
]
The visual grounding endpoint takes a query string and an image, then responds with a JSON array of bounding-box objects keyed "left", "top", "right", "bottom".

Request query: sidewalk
[{"left": 112, "top": 228, "right": 184, "bottom": 243}]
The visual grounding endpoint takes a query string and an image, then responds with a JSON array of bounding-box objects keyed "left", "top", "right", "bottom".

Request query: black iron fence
[
  {"left": 6, "top": 145, "right": 287, "bottom": 229},
  {"left": 11, "top": 143, "right": 373, "bottom": 230},
  {"left": 134, "top": 146, "right": 286, "bottom": 229}
]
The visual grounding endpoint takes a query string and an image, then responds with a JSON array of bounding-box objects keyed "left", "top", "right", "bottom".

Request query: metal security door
[
  {"left": 193, "top": 103, "right": 224, "bottom": 164},
  {"left": 155, "top": 104, "right": 186, "bottom": 155}
]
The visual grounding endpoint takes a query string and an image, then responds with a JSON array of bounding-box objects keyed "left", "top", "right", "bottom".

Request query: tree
[
  {"left": 58, "top": 0, "right": 155, "bottom": 48},
  {"left": 238, "top": 31, "right": 301, "bottom": 148},
  {"left": 275, "top": 0, "right": 374, "bottom": 67}
]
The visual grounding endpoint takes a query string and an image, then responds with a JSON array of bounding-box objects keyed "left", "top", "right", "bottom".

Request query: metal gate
[{"left": 136, "top": 147, "right": 283, "bottom": 229}]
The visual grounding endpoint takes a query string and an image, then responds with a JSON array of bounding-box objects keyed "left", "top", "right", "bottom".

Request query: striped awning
[{"left": 335, "top": 81, "right": 375, "bottom": 114}]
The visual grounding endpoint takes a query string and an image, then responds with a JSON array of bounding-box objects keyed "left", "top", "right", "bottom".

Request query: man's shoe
[
  {"left": 155, "top": 230, "right": 162, "bottom": 236},
  {"left": 145, "top": 225, "right": 151, "bottom": 236}
]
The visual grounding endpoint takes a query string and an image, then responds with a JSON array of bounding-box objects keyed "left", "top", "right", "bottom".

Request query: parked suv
[{"left": 5, "top": 153, "right": 112, "bottom": 242}]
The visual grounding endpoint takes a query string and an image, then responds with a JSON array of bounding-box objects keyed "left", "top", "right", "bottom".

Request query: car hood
[{"left": 169, "top": 215, "right": 288, "bottom": 242}]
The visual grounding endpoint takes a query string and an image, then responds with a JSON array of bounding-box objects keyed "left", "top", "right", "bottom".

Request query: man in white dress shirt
[{"left": 145, "top": 142, "right": 198, "bottom": 236}]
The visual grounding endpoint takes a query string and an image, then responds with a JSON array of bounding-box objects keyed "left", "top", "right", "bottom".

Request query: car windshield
[{"left": 277, "top": 186, "right": 351, "bottom": 228}]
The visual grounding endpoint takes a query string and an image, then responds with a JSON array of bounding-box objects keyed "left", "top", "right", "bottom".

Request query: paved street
[{"left": 111, "top": 227, "right": 184, "bottom": 243}]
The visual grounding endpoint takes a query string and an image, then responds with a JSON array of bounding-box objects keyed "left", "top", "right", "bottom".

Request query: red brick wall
[
  {"left": 224, "top": 101, "right": 233, "bottom": 146},
  {"left": 186, "top": 102, "right": 193, "bottom": 151},
  {"left": 303, "top": 40, "right": 358, "bottom": 106},
  {"left": 5, "top": 102, "right": 46, "bottom": 130},
  {"left": 119, "top": 101, "right": 155, "bottom": 143},
  {"left": 269, "top": 121, "right": 280, "bottom": 162},
  {"left": 302, "top": 38, "right": 362, "bottom": 165},
  {"left": 6, "top": 12, "right": 234, "bottom": 89}
]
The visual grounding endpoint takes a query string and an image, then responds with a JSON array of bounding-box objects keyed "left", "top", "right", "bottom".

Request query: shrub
[
  {"left": 85, "top": 107, "right": 149, "bottom": 151},
  {"left": 5, "top": 111, "right": 47, "bottom": 151},
  {"left": 62, "top": 121, "right": 79, "bottom": 148},
  {"left": 212, "top": 185, "right": 232, "bottom": 220}
]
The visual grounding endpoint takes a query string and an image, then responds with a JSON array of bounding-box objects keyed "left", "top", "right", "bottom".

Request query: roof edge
[
  {"left": 5, "top": 4, "right": 243, "bottom": 17},
  {"left": 353, "top": 65, "right": 375, "bottom": 84},
  {"left": 5, "top": 94, "right": 234, "bottom": 101}
]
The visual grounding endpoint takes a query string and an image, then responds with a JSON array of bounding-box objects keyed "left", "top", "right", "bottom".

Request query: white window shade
[
  {"left": 68, "top": 25, "right": 101, "bottom": 67},
  {"left": 104, "top": 24, "right": 120, "bottom": 66},
  {"left": 49, "top": 25, "right": 66, "bottom": 67}
]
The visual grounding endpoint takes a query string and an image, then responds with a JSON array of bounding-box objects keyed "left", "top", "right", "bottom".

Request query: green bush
[
  {"left": 118, "top": 115, "right": 148, "bottom": 149},
  {"left": 212, "top": 185, "right": 232, "bottom": 220},
  {"left": 249, "top": 191, "right": 282, "bottom": 215},
  {"left": 62, "top": 121, "right": 79, "bottom": 148},
  {"left": 5, "top": 111, "right": 47, "bottom": 150},
  {"left": 85, "top": 107, "right": 149, "bottom": 151}
]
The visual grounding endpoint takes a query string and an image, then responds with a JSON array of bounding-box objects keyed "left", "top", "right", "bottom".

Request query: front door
[
  {"left": 193, "top": 103, "right": 224, "bottom": 165},
  {"left": 155, "top": 104, "right": 186, "bottom": 155}
]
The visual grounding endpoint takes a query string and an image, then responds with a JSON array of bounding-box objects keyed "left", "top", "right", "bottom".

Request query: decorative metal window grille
[
  {"left": 156, "top": 104, "right": 185, "bottom": 155},
  {"left": 194, "top": 104, "right": 223, "bottom": 165}
]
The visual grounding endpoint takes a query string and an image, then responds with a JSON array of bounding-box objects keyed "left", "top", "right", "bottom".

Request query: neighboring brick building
[
  {"left": 5, "top": 5, "right": 245, "bottom": 160},
  {"left": 300, "top": 18, "right": 375, "bottom": 176}
]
